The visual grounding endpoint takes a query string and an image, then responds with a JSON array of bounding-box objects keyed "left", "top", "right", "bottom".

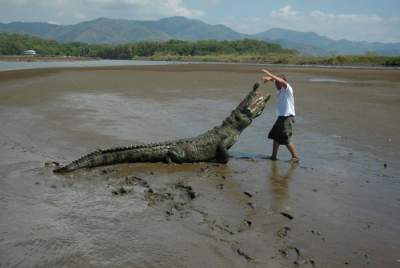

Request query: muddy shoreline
[
  {"left": 0, "top": 64, "right": 399, "bottom": 267},
  {"left": 0, "top": 55, "right": 95, "bottom": 62}
]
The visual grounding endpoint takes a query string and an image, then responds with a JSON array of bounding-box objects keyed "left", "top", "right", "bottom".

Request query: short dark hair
[{"left": 277, "top": 74, "right": 287, "bottom": 81}]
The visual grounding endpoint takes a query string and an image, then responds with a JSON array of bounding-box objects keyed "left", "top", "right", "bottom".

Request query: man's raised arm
[{"left": 262, "top": 69, "right": 288, "bottom": 87}]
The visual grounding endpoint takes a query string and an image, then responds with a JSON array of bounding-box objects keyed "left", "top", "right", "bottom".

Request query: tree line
[
  {"left": 1, "top": 32, "right": 399, "bottom": 66},
  {"left": 0, "top": 33, "right": 294, "bottom": 58}
]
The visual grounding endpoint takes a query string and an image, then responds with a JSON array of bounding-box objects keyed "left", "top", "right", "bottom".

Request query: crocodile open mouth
[
  {"left": 248, "top": 96, "right": 266, "bottom": 113},
  {"left": 244, "top": 93, "right": 269, "bottom": 119}
]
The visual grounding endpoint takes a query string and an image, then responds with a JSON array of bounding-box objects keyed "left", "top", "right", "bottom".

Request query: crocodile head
[{"left": 237, "top": 82, "right": 270, "bottom": 119}]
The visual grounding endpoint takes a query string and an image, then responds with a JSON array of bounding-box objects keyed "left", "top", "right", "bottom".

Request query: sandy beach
[{"left": 0, "top": 64, "right": 399, "bottom": 267}]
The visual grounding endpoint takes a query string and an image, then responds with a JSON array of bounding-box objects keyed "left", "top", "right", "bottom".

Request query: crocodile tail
[
  {"left": 53, "top": 143, "right": 167, "bottom": 173},
  {"left": 53, "top": 150, "right": 104, "bottom": 173}
]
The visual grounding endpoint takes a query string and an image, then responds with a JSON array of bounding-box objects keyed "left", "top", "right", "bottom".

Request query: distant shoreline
[
  {"left": 0, "top": 55, "right": 96, "bottom": 62},
  {"left": 1, "top": 32, "right": 398, "bottom": 68},
  {"left": 1, "top": 57, "right": 399, "bottom": 72},
  {"left": 136, "top": 56, "right": 400, "bottom": 69}
]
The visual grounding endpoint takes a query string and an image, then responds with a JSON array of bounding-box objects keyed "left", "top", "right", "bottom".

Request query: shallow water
[
  {"left": 308, "top": 78, "right": 348, "bottom": 83},
  {"left": 0, "top": 59, "right": 178, "bottom": 71},
  {"left": 0, "top": 64, "right": 399, "bottom": 267}
]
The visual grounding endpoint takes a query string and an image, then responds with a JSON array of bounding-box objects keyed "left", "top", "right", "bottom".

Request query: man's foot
[
  {"left": 290, "top": 157, "right": 300, "bottom": 163},
  {"left": 267, "top": 156, "right": 278, "bottom": 161}
]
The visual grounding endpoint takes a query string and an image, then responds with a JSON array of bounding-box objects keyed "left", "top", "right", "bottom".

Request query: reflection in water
[
  {"left": 0, "top": 59, "right": 176, "bottom": 71},
  {"left": 309, "top": 78, "right": 348, "bottom": 83},
  {"left": 269, "top": 161, "right": 298, "bottom": 212}
]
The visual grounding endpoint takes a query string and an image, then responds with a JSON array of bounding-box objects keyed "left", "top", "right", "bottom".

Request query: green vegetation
[
  {"left": 293, "top": 54, "right": 400, "bottom": 67},
  {"left": 1, "top": 32, "right": 399, "bottom": 66},
  {"left": 147, "top": 53, "right": 400, "bottom": 66},
  {"left": 0, "top": 33, "right": 294, "bottom": 58},
  {"left": 96, "top": 39, "right": 295, "bottom": 59},
  {"left": 0, "top": 33, "right": 106, "bottom": 57}
]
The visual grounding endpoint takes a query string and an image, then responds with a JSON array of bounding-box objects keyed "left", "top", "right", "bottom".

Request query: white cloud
[
  {"left": 224, "top": 5, "right": 400, "bottom": 43},
  {"left": 0, "top": 0, "right": 203, "bottom": 24},
  {"left": 271, "top": 5, "right": 299, "bottom": 20},
  {"left": 1, "top": 1, "right": 399, "bottom": 43},
  {"left": 87, "top": 0, "right": 203, "bottom": 18}
]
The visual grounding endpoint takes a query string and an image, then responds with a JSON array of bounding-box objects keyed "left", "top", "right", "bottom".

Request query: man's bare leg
[
  {"left": 286, "top": 143, "right": 299, "bottom": 162},
  {"left": 270, "top": 140, "right": 280, "bottom": 160}
]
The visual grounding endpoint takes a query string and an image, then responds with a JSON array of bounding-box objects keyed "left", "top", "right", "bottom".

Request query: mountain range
[{"left": 1, "top": 16, "right": 399, "bottom": 56}]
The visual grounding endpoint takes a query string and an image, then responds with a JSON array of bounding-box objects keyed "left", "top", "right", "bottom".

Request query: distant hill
[
  {"left": 1, "top": 17, "right": 399, "bottom": 56},
  {"left": 0, "top": 17, "right": 244, "bottom": 44},
  {"left": 0, "top": 21, "right": 60, "bottom": 36},
  {"left": 254, "top": 28, "right": 400, "bottom": 56},
  {"left": 141, "top": 17, "right": 244, "bottom": 41}
]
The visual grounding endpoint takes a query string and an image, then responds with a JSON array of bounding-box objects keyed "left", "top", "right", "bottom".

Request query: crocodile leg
[
  {"left": 216, "top": 135, "right": 237, "bottom": 163},
  {"left": 167, "top": 147, "right": 186, "bottom": 164}
]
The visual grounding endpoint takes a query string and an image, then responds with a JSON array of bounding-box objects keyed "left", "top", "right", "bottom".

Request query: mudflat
[{"left": 0, "top": 64, "right": 399, "bottom": 267}]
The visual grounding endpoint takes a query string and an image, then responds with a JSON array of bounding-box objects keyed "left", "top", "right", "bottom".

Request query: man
[{"left": 262, "top": 69, "right": 299, "bottom": 162}]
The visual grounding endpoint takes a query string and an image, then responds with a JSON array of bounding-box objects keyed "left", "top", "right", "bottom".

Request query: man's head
[{"left": 275, "top": 74, "right": 287, "bottom": 90}]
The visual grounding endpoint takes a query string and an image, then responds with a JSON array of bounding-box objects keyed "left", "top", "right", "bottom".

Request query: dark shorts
[{"left": 268, "top": 116, "right": 295, "bottom": 145}]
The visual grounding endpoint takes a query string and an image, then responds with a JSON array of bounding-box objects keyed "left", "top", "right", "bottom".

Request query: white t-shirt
[{"left": 276, "top": 83, "right": 296, "bottom": 117}]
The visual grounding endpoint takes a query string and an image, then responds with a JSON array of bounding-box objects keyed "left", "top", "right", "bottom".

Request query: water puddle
[{"left": 309, "top": 78, "right": 348, "bottom": 83}]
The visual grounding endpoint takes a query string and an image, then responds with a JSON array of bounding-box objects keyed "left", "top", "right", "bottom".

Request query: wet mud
[{"left": 0, "top": 64, "right": 399, "bottom": 267}]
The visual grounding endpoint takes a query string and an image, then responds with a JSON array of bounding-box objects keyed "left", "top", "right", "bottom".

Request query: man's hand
[
  {"left": 261, "top": 69, "right": 287, "bottom": 87},
  {"left": 263, "top": 76, "right": 273, "bottom": 83},
  {"left": 262, "top": 69, "right": 273, "bottom": 76}
]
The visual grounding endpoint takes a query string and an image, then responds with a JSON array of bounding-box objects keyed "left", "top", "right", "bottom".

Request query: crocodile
[{"left": 53, "top": 82, "right": 270, "bottom": 173}]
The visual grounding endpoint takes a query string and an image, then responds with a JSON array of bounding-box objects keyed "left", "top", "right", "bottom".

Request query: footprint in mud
[
  {"left": 164, "top": 182, "right": 199, "bottom": 219},
  {"left": 145, "top": 189, "right": 174, "bottom": 206},
  {"left": 279, "top": 246, "right": 316, "bottom": 267},
  {"left": 109, "top": 176, "right": 197, "bottom": 220},
  {"left": 111, "top": 174, "right": 199, "bottom": 214},
  {"left": 237, "top": 248, "right": 253, "bottom": 261},
  {"left": 279, "top": 246, "right": 300, "bottom": 260},
  {"left": 214, "top": 223, "right": 235, "bottom": 235},
  {"left": 124, "top": 176, "right": 149, "bottom": 188},
  {"left": 276, "top": 226, "right": 291, "bottom": 238},
  {"left": 165, "top": 201, "right": 191, "bottom": 219},
  {"left": 280, "top": 211, "right": 294, "bottom": 220},
  {"left": 174, "top": 182, "right": 196, "bottom": 200},
  {"left": 237, "top": 220, "right": 252, "bottom": 233},
  {"left": 188, "top": 207, "right": 236, "bottom": 236},
  {"left": 293, "top": 259, "right": 316, "bottom": 267},
  {"left": 232, "top": 245, "right": 254, "bottom": 262},
  {"left": 243, "top": 191, "right": 253, "bottom": 198},
  {"left": 109, "top": 176, "right": 149, "bottom": 196},
  {"left": 235, "top": 190, "right": 257, "bottom": 233},
  {"left": 111, "top": 186, "right": 133, "bottom": 195},
  {"left": 128, "top": 181, "right": 195, "bottom": 220},
  {"left": 247, "top": 202, "right": 255, "bottom": 209}
]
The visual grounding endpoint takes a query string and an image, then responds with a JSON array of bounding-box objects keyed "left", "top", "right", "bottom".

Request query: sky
[{"left": 1, "top": 0, "right": 399, "bottom": 43}]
